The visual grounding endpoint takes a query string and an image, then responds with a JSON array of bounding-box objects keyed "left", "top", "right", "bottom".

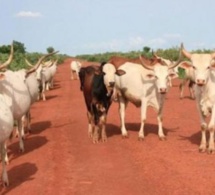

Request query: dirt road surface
[{"left": 1, "top": 59, "right": 215, "bottom": 195}]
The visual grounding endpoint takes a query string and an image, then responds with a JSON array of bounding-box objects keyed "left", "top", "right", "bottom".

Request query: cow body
[{"left": 79, "top": 64, "right": 112, "bottom": 143}]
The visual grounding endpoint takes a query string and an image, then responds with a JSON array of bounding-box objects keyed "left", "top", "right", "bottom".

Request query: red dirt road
[{"left": 1, "top": 59, "right": 215, "bottom": 195}]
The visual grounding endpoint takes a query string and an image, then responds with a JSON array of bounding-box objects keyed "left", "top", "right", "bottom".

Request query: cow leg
[
  {"left": 71, "top": 70, "right": 74, "bottom": 80},
  {"left": 138, "top": 99, "right": 147, "bottom": 140},
  {"left": 87, "top": 111, "right": 93, "bottom": 138},
  {"left": 1, "top": 142, "right": 9, "bottom": 187},
  {"left": 50, "top": 78, "right": 54, "bottom": 88},
  {"left": 189, "top": 80, "right": 195, "bottom": 99},
  {"left": 20, "top": 115, "right": 26, "bottom": 139},
  {"left": 26, "top": 110, "right": 31, "bottom": 133},
  {"left": 93, "top": 125, "right": 99, "bottom": 143},
  {"left": 76, "top": 70, "right": 80, "bottom": 80},
  {"left": 17, "top": 119, "right": 25, "bottom": 152},
  {"left": 179, "top": 78, "right": 187, "bottom": 99},
  {"left": 46, "top": 81, "right": 50, "bottom": 91},
  {"left": 207, "top": 105, "right": 215, "bottom": 154},
  {"left": 100, "top": 114, "right": 107, "bottom": 142},
  {"left": 157, "top": 109, "right": 166, "bottom": 140},
  {"left": 195, "top": 87, "right": 207, "bottom": 152},
  {"left": 118, "top": 96, "right": 128, "bottom": 138},
  {"left": 4, "top": 142, "right": 9, "bottom": 165},
  {"left": 42, "top": 81, "right": 46, "bottom": 101}
]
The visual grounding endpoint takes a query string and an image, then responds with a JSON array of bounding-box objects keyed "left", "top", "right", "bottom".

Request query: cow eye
[{"left": 192, "top": 66, "right": 196, "bottom": 70}]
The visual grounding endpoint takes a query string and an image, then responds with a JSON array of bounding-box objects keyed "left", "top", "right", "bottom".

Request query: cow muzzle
[
  {"left": 196, "top": 79, "right": 205, "bottom": 86},
  {"left": 159, "top": 88, "right": 167, "bottom": 94}
]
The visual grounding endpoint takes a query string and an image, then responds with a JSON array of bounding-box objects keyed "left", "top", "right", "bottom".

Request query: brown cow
[{"left": 79, "top": 63, "right": 113, "bottom": 143}]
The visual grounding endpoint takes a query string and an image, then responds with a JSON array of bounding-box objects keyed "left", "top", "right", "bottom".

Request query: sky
[{"left": 1, "top": 0, "right": 215, "bottom": 56}]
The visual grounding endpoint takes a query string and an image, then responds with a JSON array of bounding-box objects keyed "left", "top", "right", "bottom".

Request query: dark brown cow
[
  {"left": 79, "top": 63, "right": 113, "bottom": 143},
  {"left": 109, "top": 55, "right": 161, "bottom": 66}
]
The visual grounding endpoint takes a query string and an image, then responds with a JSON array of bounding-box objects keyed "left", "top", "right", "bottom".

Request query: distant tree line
[
  {"left": 0, "top": 41, "right": 67, "bottom": 70},
  {"left": 75, "top": 46, "right": 214, "bottom": 62},
  {"left": 1, "top": 41, "right": 214, "bottom": 71}
]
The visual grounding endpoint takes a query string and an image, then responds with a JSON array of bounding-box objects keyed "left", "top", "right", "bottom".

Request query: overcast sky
[{"left": 1, "top": 0, "right": 215, "bottom": 55}]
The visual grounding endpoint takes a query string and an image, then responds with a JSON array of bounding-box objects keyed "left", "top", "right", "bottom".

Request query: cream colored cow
[{"left": 181, "top": 43, "right": 215, "bottom": 153}]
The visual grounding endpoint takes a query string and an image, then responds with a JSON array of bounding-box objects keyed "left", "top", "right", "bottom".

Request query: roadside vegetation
[
  {"left": 0, "top": 40, "right": 213, "bottom": 78},
  {"left": 0, "top": 41, "right": 67, "bottom": 71}
]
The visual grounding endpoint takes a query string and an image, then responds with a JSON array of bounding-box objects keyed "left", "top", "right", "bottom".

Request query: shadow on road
[{"left": 0, "top": 162, "right": 38, "bottom": 195}]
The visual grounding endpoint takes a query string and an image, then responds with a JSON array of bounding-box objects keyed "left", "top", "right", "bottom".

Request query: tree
[
  {"left": 13, "top": 41, "right": 26, "bottom": 54},
  {"left": 143, "top": 46, "right": 151, "bottom": 53},
  {"left": 47, "top": 47, "right": 55, "bottom": 53}
]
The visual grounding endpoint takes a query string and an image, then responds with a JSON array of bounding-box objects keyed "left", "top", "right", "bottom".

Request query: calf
[{"left": 79, "top": 63, "right": 113, "bottom": 143}]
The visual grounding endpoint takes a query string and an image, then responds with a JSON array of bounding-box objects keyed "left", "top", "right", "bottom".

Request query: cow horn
[
  {"left": 181, "top": 43, "right": 192, "bottom": 59},
  {"left": 26, "top": 51, "right": 59, "bottom": 75},
  {"left": 139, "top": 55, "right": 154, "bottom": 70},
  {"left": 168, "top": 45, "right": 183, "bottom": 69},
  {"left": 25, "top": 58, "right": 34, "bottom": 67},
  {"left": 152, "top": 51, "right": 159, "bottom": 59},
  {"left": 0, "top": 42, "right": 14, "bottom": 70}
]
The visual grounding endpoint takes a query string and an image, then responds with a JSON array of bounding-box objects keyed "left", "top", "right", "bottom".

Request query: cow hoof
[
  {"left": 138, "top": 137, "right": 144, "bottom": 141},
  {"left": 101, "top": 137, "right": 107, "bottom": 142},
  {"left": 122, "top": 135, "right": 129, "bottom": 139},
  {"left": 199, "top": 148, "right": 206, "bottom": 153},
  {"left": 2, "top": 181, "right": 9, "bottom": 187},
  {"left": 207, "top": 149, "right": 215, "bottom": 154},
  {"left": 92, "top": 139, "right": 99, "bottom": 144},
  {"left": 19, "top": 148, "right": 25, "bottom": 153},
  {"left": 159, "top": 136, "right": 166, "bottom": 141}
]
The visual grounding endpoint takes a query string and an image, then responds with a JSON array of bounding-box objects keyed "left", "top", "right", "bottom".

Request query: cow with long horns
[{"left": 114, "top": 50, "right": 182, "bottom": 140}]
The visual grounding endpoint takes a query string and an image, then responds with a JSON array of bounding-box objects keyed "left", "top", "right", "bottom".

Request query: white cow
[
  {"left": 2, "top": 51, "right": 58, "bottom": 153},
  {"left": 113, "top": 54, "right": 181, "bottom": 140},
  {"left": 25, "top": 58, "right": 58, "bottom": 101},
  {"left": 48, "top": 59, "right": 58, "bottom": 89},
  {"left": 70, "top": 60, "right": 82, "bottom": 80},
  {"left": 181, "top": 43, "right": 215, "bottom": 153},
  {"left": 0, "top": 94, "right": 14, "bottom": 187},
  {"left": 0, "top": 46, "right": 14, "bottom": 186}
]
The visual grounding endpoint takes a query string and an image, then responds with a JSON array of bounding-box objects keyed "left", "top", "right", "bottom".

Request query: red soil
[{"left": 1, "top": 58, "right": 215, "bottom": 195}]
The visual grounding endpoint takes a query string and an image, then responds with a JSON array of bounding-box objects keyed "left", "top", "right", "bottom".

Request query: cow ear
[
  {"left": 0, "top": 73, "right": 5, "bottom": 80},
  {"left": 115, "top": 69, "right": 126, "bottom": 76},
  {"left": 179, "top": 61, "right": 192, "bottom": 69},
  {"left": 146, "top": 73, "right": 155, "bottom": 79},
  {"left": 168, "top": 72, "right": 177, "bottom": 79},
  {"left": 94, "top": 69, "right": 101, "bottom": 75}
]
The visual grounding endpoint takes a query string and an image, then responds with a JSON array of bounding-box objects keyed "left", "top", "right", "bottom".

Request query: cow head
[
  {"left": 25, "top": 51, "right": 59, "bottom": 78},
  {"left": 101, "top": 62, "right": 116, "bottom": 96},
  {"left": 181, "top": 43, "right": 215, "bottom": 86},
  {"left": 139, "top": 53, "right": 182, "bottom": 94}
]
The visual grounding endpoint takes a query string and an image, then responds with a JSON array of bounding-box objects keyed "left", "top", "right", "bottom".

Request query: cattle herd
[
  {"left": 1, "top": 42, "right": 215, "bottom": 187},
  {"left": 0, "top": 43, "right": 58, "bottom": 187},
  {"left": 76, "top": 43, "right": 215, "bottom": 154}
]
